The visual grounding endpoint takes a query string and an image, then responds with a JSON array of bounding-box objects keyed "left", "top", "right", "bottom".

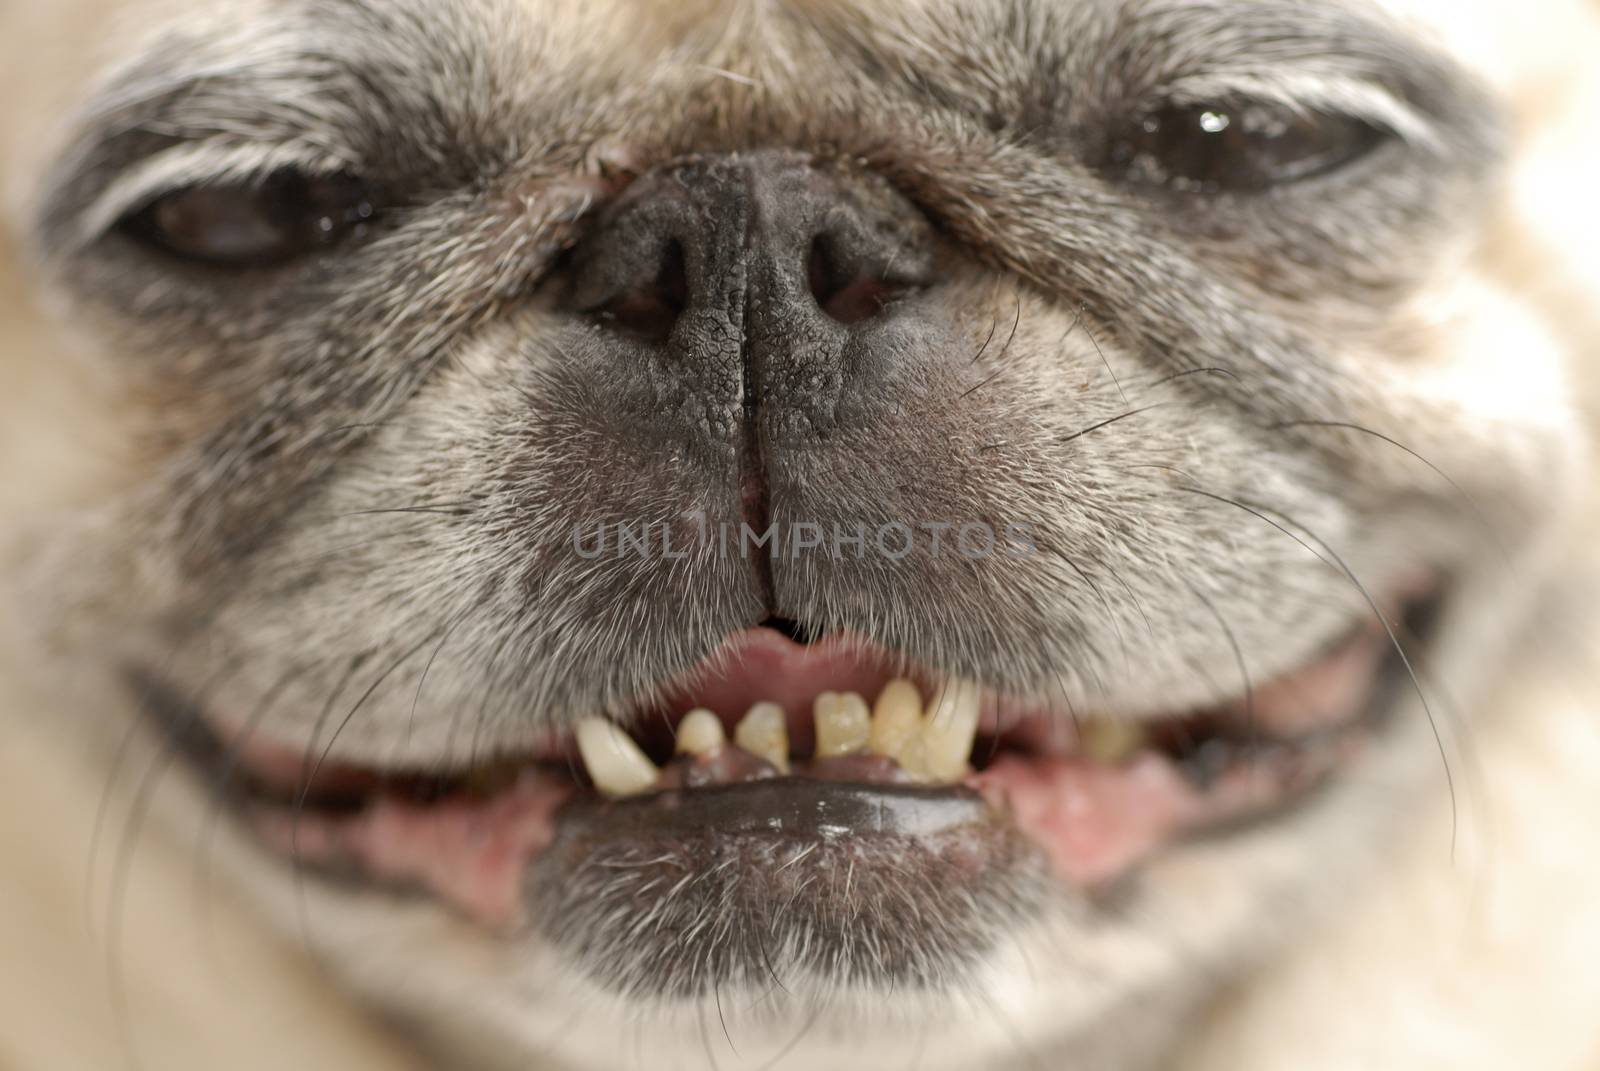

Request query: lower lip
[
  {"left": 173, "top": 587, "right": 1432, "bottom": 932},
  {"left": 259, "top": 723, "right": 1362, "bottom": 930},
  {"left": 253, "top": 659, "right": 1388, "bottom": 931}
]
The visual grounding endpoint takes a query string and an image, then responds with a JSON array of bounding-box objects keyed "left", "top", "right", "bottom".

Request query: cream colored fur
[{"left": 3, "top": 1, "right": 1599, "bottom": 1069}]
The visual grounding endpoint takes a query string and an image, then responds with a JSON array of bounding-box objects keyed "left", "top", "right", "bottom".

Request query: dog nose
[{"left": 566, "top": 149, "right": 938, "bottom": 372}]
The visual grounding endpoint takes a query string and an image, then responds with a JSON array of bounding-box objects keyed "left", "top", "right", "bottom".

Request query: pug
[{"left": 2, "top": 1, "right": 1599, "bottom": 1069}]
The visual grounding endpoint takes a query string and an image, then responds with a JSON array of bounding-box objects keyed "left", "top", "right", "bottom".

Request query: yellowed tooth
[
  {"left": 869, "top": 679, "right": 924, "bottom": 760},
  {"left": 901, "top": 678, "right": 981, "bottom": 783},
  {"left": 575, "top": 717, "right": 659, "bottom": 797},
  {"left": 735, "top": 701, "right": 790, "bottom": 773},
  {"left": 814, "top": 691, "right": 871, "bottom": 758},
  {"left": 675, "top": 708, "right": 725, "bottom": 757},
  {"left": 1079, "top": 718, "right": 1148, "bottom": 765}
]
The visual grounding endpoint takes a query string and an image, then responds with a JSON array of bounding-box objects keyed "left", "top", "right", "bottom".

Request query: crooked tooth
[
  {"left": 675, "top": 708, "right": 726, "bottom": 757},
  {"left": 901, "top": 678, "right": 981, "bottom": 783},
  {"left": 814, "top": 691, "right": 871, "bottom": 758},
  {"left": 575, "top": 717, "right": 659, "bottom": 797},
  {"left": 735, "top": 701, "right": 790, "bottom": 773},
  {"left": 1079, "top": 718, "right": 1148, "bottom": 765},
  {"left": 869, "top": 679, "right": 924, "bottom": 760}
]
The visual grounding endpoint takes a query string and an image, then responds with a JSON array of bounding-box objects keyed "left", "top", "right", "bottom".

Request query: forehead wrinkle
[
  {"left": 774, "top": 0, "right": 1454, "bottom": 108},
  {"left": 52, "top": 0, "right": 627, "bottom": 201},
  {"left": 1117, "top": 0, "right": 1439, "bottom": 72},
  {"left": 56, "top": 0, "right": 1468, "bottom": 117},
  {"left": 73, "top": 0, "right": 1451, "bottom": 145},
  {"left": 41, "top": 0, "right": 1485, "bottom": 237}
]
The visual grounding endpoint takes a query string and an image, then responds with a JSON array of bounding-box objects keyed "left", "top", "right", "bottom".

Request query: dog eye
[
  {"left": 119, "top": 171, "right": 377, "bottom": 268},
  {"left": 1105, "top": 103, "right": 1389, "bottom": 192}
]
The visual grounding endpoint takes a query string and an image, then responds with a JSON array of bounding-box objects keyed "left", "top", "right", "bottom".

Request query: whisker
[
  {"left": 1137, "top": 365, "right": 1242, "bottom": 392},
  {"left": 965, "top": 307, "right": 1001, "bottom": 368},
  {"left": 1076, "top": 302, "right": 1128, "bottom": 408},
  {"left": 289, "top": 653, "right": 368, "bottom": 958},
  {"left": 1058, "top": 403, "right": 1175, "bottom": 447},
  {"left": 86, "top": 714, "right": 150, "bottom": 938},
  {"left": 1040, "top": 544, "right": 1131, "bottom": 676},
  {"left": 409, "top": 612, "right": 471, "bottom": 748},
  {"left": 1273, "top": 418, "right": 1514, "bottom": 565},
  {"left": 333, "top": 503, "right": 479, "bottom": 520},
  {"left": 104, "top": 736, "right": 176, "bottom": 1071},
  {"left": 1184, "top": 579, "right": 1259, "bottom": 759},
  {"left": 106, "top": 657, "right": 240, "bottom": 1071},
  {"left": 1182, "top": 487, "right": 1461, "bottom": 856},
  {"left": 191, "top": 664, "right": 305, "bottom": 947}
]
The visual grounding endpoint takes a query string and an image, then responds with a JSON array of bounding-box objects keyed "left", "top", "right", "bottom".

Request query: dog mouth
[{"left": 157, "top": 581, "right": 1439, "bottom": 955}]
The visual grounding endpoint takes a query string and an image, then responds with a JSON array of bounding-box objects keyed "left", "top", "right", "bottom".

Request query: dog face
[{"left": 4, "top": 0, "right": 1592, "bottom": 1068}]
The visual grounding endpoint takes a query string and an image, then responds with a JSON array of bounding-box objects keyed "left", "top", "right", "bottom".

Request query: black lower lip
[
  {"left": 555, "top": 778, "right": 996, "bottom": 841},
  {"left": 528, "top": 778, "right": 1047, "bottom": 998}
]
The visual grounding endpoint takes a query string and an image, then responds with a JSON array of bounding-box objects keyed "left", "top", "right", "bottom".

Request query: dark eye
[
  {"left": 119, "top": 171, "right": 378, "bottom": 268},
  {"left": 1104, "top": 103, "right": 1390, "bottom": 193}
]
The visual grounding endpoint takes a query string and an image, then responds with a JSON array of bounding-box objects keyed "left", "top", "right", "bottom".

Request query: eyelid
[
  {"left": 76, "top": 140, "right": 359, "bottom": 248},
  {"left": 1157, "top": 72, "right": 1440, "bottom": 151}
]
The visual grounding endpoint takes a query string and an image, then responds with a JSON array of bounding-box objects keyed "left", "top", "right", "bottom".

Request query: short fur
[{"left": 2, "top": 1, "right": 1599, "bottom": 1069}]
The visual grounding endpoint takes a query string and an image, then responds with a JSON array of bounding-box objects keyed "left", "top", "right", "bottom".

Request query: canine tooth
[
  {"left": 814, "top": 692, "right": 871, "bottom": 757},
  {"left": 575, "top": 717, "right": 659, "bottom": 797},
  {"left": 902, "top": 679, "right": 981, "bottom": 783},
  {"left": 869, "top": 679, "right": 924, "bottom": 760},
  {"left": 1079, "top": 718, "right": 1148, "bottom": 764},
  {"left": 735, "top": 702, "right": 790, "bottom": 773},
  {"left": 675, "top": 708, "right": 725, "bottom": 756}
]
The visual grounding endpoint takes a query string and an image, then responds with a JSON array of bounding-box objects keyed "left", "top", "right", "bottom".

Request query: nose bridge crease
[{"left": 731, "top": 163, "right": 777, "bottom": 613}]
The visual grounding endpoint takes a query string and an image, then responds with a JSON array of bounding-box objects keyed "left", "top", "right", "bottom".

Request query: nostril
[
  {"left": 593, "top": 239, "right": 689, "bottom": 341},
  {"left": 805, "top": 234, "right": 908, "bottom": 326}
]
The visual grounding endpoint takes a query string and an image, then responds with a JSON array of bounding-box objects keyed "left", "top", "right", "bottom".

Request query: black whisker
[
  {"left": 1182, "top": 487, "right": 1460, "bottom": 856},
  {"left": 1184, "top": 579, "right": 1258, "bottom": 761},
  {"left": 960, "top": 366, "right": 1008, "bottom": 400},
  {"left": 1037, "top": 544, "right": 1123, "bottom": 691},
  {"left": 409, "top": 613, "right": 469, "bottom": 748},
  {"left": 1274, "top": 418, "right": 1513, "bottom": 565},
  {"left": 1140, "top": 365, "right": 1242, "bottom": 392},
  {"left": 966, "top": 308, "right": 1001, "bottom": 368},
  {"left": 337, "top": 503, "right": 478, "bottom": 519},
  {"left": 1058, "top": 403, "right": 1173, "bottom": 447},
  {"left": 1076, "top": 302, "right": 1128, "bottom": 408}
]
